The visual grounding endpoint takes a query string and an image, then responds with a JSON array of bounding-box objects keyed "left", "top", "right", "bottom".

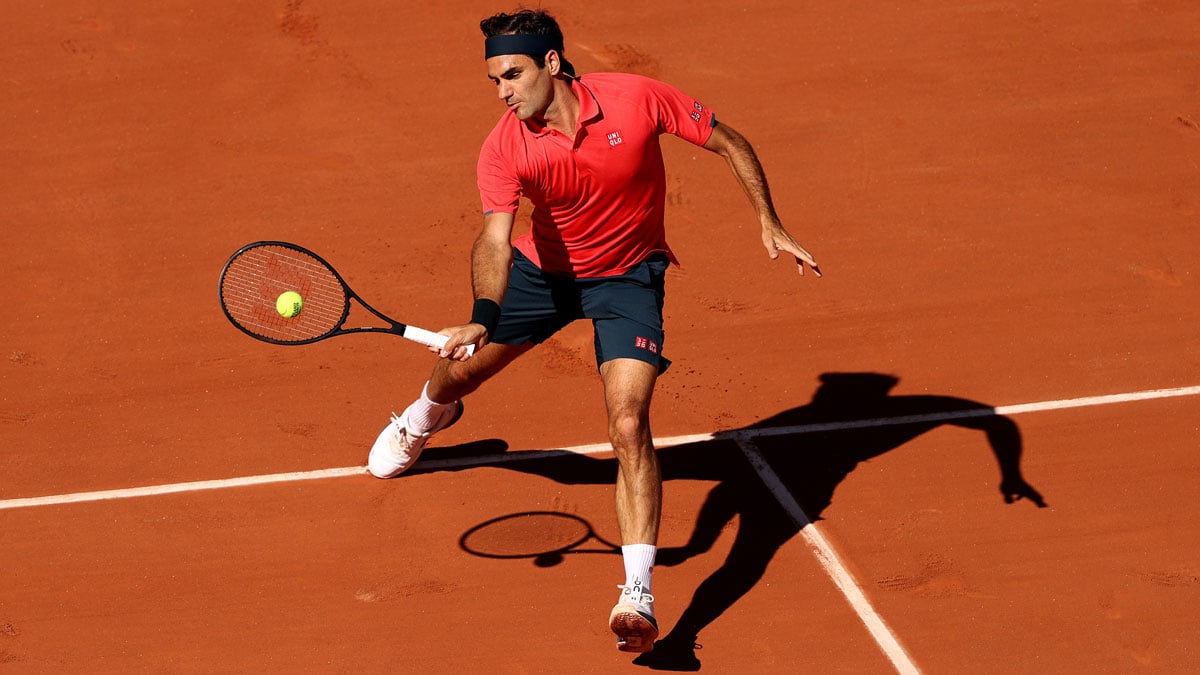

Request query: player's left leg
[
  {"left": 581, "top": 253, "right": 670, "bottom": 652},
  {"left": 601, "top": 356, "right": 662, "bottom": 653}
]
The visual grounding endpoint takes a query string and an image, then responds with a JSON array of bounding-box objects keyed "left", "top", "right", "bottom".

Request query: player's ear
[{"left": 546, "top": 50, "right": 560, "bottom": 76}]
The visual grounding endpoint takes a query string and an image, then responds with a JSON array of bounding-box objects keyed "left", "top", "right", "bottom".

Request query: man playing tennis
[{"left": 369, "top": 9, "right": 820, "bottom": 654}]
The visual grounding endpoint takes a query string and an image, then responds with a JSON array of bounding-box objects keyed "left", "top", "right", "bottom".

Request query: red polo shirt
[{"left": 477, "top": 72, "right": 716, "bottom": 278}]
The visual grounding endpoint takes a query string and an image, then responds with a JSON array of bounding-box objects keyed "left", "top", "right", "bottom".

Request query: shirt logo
[
  {"left": 634, "top": 336, "right": 659, "bottom": 354},
  {"left": 607, "top": 131, "right": 624, "bottom": 147},
  {"left": 691, "top": 101, "right": 704, "bottom": 122}
]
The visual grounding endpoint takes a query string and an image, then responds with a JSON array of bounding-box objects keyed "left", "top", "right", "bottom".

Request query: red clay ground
[{"left": 3, "top": 0, "right": 1199, "bottom": 672}]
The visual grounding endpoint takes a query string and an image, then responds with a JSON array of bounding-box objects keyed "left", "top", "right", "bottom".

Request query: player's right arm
[
  {"left": 436, "top": 211, "right": 514, "bottom": 360},
  {"left": 471, "top": 210, "right": 514, "bottom": 307}
]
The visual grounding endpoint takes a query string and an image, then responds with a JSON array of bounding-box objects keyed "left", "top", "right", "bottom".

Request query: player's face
[{"left": 486, "top": 54, "right": 553, "bottom": 121}]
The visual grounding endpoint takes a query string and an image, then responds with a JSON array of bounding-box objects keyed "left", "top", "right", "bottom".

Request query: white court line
[
  {"left": 736, "top": 436, "right": 921, "bottom": 675},
  {"left": 3, "top": 384, "right": 1198, "bottom": 514},
  {"left": 0, "top": 467, "right": 368, "bottom": 511}
]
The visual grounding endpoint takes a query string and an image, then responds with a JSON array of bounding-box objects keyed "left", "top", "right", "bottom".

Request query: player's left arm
[{"left": 703, "top": 122, "right": 821, "bottom": 277}]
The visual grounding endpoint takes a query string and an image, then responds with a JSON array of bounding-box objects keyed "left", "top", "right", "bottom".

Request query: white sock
[
  {"left": 405, "top": 381, "right": 452, "bottom": 434},
  {"left": 621, "top": 544, "right": 656, "bottom": 595}
]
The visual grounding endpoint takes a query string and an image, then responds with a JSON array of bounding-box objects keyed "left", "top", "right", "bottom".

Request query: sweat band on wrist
[{"left": 471, "top": 298, "right": 501, "bottom": 336}]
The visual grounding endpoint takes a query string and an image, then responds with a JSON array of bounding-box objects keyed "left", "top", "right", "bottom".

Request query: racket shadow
[
  {"left": 458, "top": 510, "right": 622, "bottom": 568},
  {"left": 459, "top": 371, "right": 1046, "bottom": 670}
]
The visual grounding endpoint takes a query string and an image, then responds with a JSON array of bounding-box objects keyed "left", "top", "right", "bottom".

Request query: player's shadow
[{"left": 480, "top": 372, "right": 1046, "bottom": 671}]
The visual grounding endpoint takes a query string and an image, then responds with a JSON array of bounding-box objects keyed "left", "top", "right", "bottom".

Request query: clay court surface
[{"left": 3, "top": 0, "right": 1199, "bottom": 672}]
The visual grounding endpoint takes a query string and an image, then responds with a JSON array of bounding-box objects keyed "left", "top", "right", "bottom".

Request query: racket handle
[{"left": 404, "top": 326, "right": 477, "bottom": 357}]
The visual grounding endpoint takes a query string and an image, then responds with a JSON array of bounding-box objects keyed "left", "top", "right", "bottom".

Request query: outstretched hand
[{"left": 762, "top": 225, "right": 821, "bottom": 277}]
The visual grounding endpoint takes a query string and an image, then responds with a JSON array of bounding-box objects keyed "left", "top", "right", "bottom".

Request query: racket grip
[{"left": 404, "top": 326, "right": 476, "bottom": 357}]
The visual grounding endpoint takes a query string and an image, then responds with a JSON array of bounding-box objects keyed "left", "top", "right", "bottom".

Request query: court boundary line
[
  {"left": 736, "top": 436, "right": 920, "bottom": 674},
  {"left": 3, "top": 384, "right": 1197, "bottom": 513}
]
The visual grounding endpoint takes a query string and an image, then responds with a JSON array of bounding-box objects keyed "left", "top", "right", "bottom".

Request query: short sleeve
[
  {"left": 643, "top": 78, "right": 716, "bottom": 147},
  {"left": 477, "top": 132, "right": 521, "bottom": 215}
]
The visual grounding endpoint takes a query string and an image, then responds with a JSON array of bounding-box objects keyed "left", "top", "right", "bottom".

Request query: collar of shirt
[{"left": 524, "top": 77, "right": 603, "bottom": 139}]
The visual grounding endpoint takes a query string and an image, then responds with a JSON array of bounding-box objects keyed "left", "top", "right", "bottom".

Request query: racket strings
[{"left": 220, "top": 245, "right": 348, "bottom": 342}]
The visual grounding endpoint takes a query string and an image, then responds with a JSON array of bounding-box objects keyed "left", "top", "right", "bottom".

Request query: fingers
[
  {"left": 437, "top": 324, "right": 488, "bottom": 360},
  {"left": 769, "top": 239, "right": 821, "bottom": 277},
  {"left": 440, "top": 338, "right": 476, "bottom": 361},
  {"left": 441, "top": 346, "right": 475, "bottom": 361}
]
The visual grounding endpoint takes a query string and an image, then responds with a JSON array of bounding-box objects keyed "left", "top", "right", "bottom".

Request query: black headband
[{"left": 484, "top": 33, "right": 576, "bottom": 77}]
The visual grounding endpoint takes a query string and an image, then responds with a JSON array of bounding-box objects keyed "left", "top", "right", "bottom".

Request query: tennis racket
[
  {"left": 218, "top": 240, "right": 472, "bottom": 354},
  {"left": 459, "top": 511, "right": 620, "bottom": 567}
]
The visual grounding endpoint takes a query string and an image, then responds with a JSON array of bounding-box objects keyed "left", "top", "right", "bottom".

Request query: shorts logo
[
  {"left": 634, "top": 336, "right": 659, "bottom": 354},
  {"left": 607, "top": 131, "right": 624, "bottom": 147}
]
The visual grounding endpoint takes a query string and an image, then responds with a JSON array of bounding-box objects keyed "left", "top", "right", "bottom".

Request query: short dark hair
[{"left": 480, "top": 9, "right": 565, "bottom": 69}]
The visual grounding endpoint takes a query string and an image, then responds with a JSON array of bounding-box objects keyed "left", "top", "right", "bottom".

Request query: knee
[
  {"left": 608, "top": 410, "right": 651, "bottom": 456},
  {"left": 432, "top": 359, "right": 484, "bottom": 401}
]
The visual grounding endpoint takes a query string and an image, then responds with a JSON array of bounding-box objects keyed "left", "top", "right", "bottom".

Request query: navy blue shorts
[{"left": 491, "top": 249, "right": 671, "bottom": 373}]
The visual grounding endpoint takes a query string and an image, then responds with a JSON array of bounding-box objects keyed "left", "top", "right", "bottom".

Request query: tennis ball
[{"left": 276, "top": 290, "right": 304, "bottom": 318}]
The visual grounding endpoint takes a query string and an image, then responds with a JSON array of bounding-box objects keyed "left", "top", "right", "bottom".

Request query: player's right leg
[
  {"left": 368, "top": 342, "right": 530, "bottom": 478},
  {"left": 425, "top": 340, "right": 532, "bottom": 403}
]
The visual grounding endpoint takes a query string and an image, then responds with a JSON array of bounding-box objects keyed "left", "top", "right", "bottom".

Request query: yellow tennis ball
[{"left": 276, "top": 290, "right": 304, "bottom": 318}]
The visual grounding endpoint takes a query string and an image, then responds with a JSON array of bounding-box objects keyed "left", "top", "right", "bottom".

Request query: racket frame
[{"left": 219, "top": 240, "right": 467, "bottom": 353}]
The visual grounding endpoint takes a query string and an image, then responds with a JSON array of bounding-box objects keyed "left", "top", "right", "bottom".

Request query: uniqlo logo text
[
  {"left": 634, "top": 337, "right": 659, "bottom": 354},
  {"left": 607, "top": 131, "right": 623, "bottom": 146}
]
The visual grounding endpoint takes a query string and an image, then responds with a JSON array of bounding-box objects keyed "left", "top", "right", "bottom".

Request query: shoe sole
[{"left": 610, "top": 606, "right": 658, "bottom": 653}]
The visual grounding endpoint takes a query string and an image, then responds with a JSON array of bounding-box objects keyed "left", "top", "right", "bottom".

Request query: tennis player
[{"left": 369, "top": 9, "right": 820, "bottom": 654}]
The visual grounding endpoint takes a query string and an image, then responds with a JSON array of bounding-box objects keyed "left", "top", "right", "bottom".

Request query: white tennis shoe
[
  {"left": 367, "top": 400, "right": 464, "bottom": 478},
  {"left": 610, "top": 583, "right": 658, "bottom": 653}
]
